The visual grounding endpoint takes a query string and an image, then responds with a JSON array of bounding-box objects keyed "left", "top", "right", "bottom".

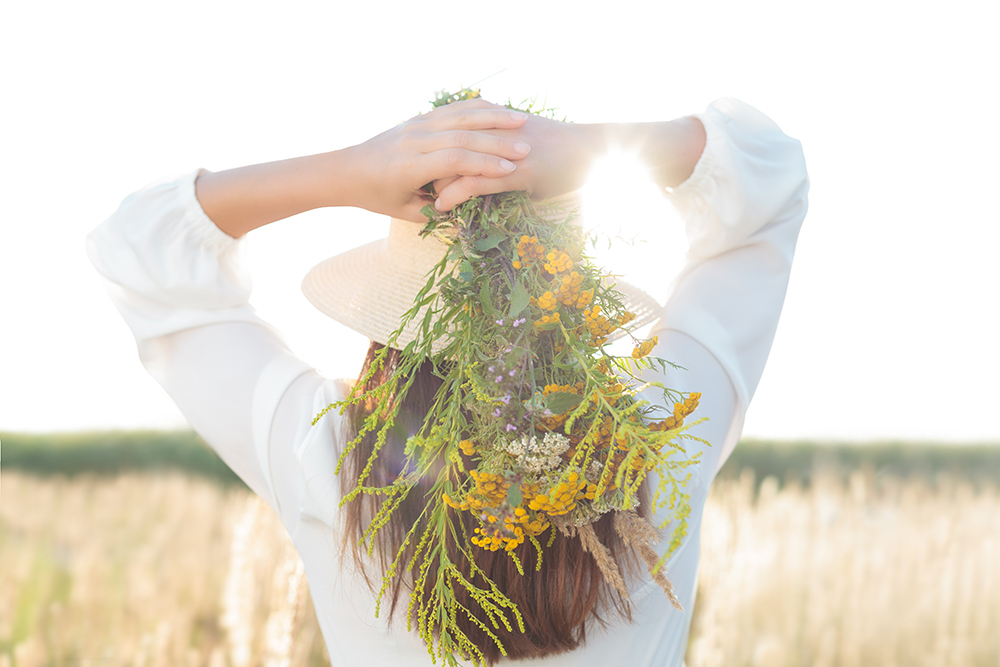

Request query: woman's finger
[
  {"left": 432, "top": 175, "right": 460, "bottom": 194},
  {"left": 434, "top": 174, "right": 518, "bottom": 212},
  {"left": 421, "top": 130, "right": 530, "bottom": 162},
  {"left": 420, "top": 148, "right": 521, "bottom": 184},
  {"left": 423, "top": 107, "right": 528, "bottom": 132}
]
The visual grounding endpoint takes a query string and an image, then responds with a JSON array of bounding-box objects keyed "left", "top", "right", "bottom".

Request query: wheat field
[{"left": 1, "top": 470, "right": 998, "bottom": 667}]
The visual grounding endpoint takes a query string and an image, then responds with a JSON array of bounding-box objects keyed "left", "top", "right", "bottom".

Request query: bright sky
[{"left": 1, "top": 0, "right": 997, "bottom": 442}]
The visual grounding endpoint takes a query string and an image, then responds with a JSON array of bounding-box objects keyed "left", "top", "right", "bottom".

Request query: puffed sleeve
[
  {"left": 653, "top": 98, "right": 809, "bottom": 468},
  {"left": 87, "top": 170, "right": 315, "bottom": 511}
]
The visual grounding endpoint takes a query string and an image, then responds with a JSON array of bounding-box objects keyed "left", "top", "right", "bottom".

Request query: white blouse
[{"left": 87, "top": 98, "right": 808, "bottom": 667}]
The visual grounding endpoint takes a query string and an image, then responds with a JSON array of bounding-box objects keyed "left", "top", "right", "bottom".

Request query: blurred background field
[{"left": 2, "top": 432, "right": 999, "bottom": 666}]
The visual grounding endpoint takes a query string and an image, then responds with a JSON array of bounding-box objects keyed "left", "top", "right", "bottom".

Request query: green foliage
[
  {"left": 430, "top": 88, "right": 483, "bottom": 108},
  {"left": 719, "top": 438, "right": 1000, "bottom": 490},
  {"left": 0, "top": 430, "right": 244, "bottom": 487}
]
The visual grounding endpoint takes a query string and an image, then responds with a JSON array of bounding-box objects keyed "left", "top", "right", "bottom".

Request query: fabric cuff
[
  {"left": 179, "top": 168, "right": 244, "bottom": 253},
  {"left": 665, "top": 110, "right": 723, "bottom": 202}
]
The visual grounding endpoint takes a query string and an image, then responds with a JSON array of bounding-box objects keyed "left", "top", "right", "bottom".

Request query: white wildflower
[
  {"left": 505, "top": 438, "right": 526, "bottom": 457},
  {"left": 506, "top": 432, "right": 570, "bottom": 474}
]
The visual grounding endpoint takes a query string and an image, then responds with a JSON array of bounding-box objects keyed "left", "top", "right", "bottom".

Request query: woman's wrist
[{"left": 330, "top": 142, "right": 405, "bottom": 215}]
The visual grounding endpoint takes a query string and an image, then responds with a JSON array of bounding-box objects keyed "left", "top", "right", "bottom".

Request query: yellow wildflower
[
  {"left": 534, "top": 312, "right": 561, "bottom": 329},
  {"left": 516, "top": 235, "right": 546, "bottom": 265},
  {"left": 632, "top": 336, "right": 658, "bottom": 359},
  {"left": 543, "top": 249, "right": 573, "bottom": 275},
  {"left": 538, "top": 291, "right": 558, "bottom": 310}
]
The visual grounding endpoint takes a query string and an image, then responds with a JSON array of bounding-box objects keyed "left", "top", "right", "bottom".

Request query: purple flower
[
  {"left": 508, "top": 369, "right": 516, "bottom": 377},
  {"left": 500, "top": 393, "right": 511, "bottom": 405},
  {"left": 493, "top": 408, "right": 502, "bottom": 417},
  {"left": 488, "top": 366, "right": 495, "bottom": 373},
  {"left": 505, "top": 424, "right": 518, "bottom": 432},
  {"left": 495, "top": 376, "right": 503, "bottom": 383},
  {"left": 495, "top": 319, "right": 504, "bottom": 326},
  {"left": 480, "top": 261, "right": 486, "bottom": 267}
]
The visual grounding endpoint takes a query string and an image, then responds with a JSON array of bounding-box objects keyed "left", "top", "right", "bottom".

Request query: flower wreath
[{"left": 316, "top": 89, "right": 706, "bottom": 666}]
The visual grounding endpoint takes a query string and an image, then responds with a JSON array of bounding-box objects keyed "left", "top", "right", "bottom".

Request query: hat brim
[{"left": 302, "top": 214, "right": 665, "bottom": 354}]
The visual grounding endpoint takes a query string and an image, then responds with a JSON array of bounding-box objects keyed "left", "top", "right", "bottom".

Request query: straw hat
[{"left": 302, "top": 193, "right": 664, "bottom": 352}]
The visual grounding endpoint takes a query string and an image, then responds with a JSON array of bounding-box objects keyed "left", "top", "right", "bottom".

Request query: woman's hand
[
  {"left": 431, "top": 114, "right": 592, "bottom": 212},
  {"left": 344, "top": 98, "right": 533, "bottom": 221}
]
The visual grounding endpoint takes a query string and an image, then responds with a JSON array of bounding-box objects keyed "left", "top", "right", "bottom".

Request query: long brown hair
[{"left": 341, "top": 342, "right": 647, "bottom": 664}]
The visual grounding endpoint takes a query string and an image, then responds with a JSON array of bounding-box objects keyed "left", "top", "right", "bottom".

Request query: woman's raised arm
[
  {"left": 432, "top": 114, "right": 707, "bottom": 211},
  {"left": 198, "top": 98, "right": 534, "bottom": 237}
]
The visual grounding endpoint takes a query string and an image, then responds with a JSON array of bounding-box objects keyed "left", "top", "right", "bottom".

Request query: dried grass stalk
[
  {"left": 576, "top": 523, "right": 629, "bottom": 600},
  {"left": 614, "top": 510, "right": 682, "bottom": 610}
]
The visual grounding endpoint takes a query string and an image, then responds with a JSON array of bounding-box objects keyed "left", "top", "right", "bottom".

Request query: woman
[{"left": 88, "top": 96, "right": 808, "bottom": 666}]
